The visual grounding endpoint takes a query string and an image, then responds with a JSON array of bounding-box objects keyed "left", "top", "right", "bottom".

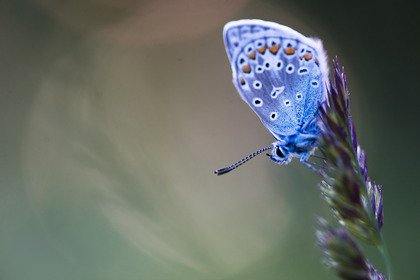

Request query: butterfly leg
[
  {"left": 300, "top": 154, "right": 325, "bottom": 174},
  {"left": 309, "top": 154, "right": 326, "bottom": 161}
]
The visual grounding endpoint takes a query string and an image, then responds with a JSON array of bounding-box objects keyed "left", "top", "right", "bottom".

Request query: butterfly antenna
[{"left": 214, "top": 146, "right": 273, "bottom": 175}]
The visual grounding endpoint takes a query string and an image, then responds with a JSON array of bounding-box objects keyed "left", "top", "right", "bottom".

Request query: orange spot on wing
[
  {"left": 269, "top": 45, "right": 280, "bottom": 54},
  {"left": 242, "top": 65, "right": 251, "bottom": 73},
  {"left": 315, "top": 58, "right": 319, "bottom": 65},
  {"left": 240, "top": 78, "right": 245, "bottom": 85},
  {"left": 304, "top": 54, "right": 313, "bottom": 60},
  {"left": 257, "top": 45, "right": 267, "bottom": 54},
  {"left": 249, "top": 51, "right": 256, "bottom": 59},
  {"left": 284, "top": 47, "right": 296, "bottom": 55}
]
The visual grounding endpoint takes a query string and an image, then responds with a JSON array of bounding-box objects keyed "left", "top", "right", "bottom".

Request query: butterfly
[{"left": 214, "top": 19, "right": 329, "bottom": 175}]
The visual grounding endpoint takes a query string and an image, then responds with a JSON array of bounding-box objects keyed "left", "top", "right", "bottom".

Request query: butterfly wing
[{"left": 223, "top": 19, "right": 329, "bottom": 139}]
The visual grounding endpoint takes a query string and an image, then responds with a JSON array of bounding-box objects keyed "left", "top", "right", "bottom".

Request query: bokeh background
[{"left": 1, "top": 0, "right": 419, "bottom": 279}]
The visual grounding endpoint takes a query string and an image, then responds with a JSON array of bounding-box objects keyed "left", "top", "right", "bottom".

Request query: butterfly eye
[
  {"left": 296, "top": 93, "right": 303, "bottom": 100},
  {"left": 284, "top": 99, "right": 291, "bottom": 107},
  {"left": 270, "top": 112, "right": 278, "bottom": 121},
  {"left": 253, "top": 98, "right": 263, "bottom": 107},
  {"left": 276, "top": 147, "right": 285, "bottom": 158},
  {"left": 253, "top": 80, "right": 262, "bottom": 89},
  {"left": 286, "top": 64, "right": 294, "bottom": 74},
  {"left": 311, "top": 80, "right": 319, "bottom": 88}
]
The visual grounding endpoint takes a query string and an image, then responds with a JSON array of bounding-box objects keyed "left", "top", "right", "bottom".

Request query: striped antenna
[{"left": 214, "top": 146, "right": 273, "bottom": 175}]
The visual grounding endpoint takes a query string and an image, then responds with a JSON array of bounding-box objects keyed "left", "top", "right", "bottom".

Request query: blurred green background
[{"left": 1, "top": 0, "right": 419, "bottom": 279}]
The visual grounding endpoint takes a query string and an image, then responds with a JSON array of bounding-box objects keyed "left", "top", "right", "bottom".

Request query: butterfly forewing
[{"left": 223, "top": 20, "right": 328, "bottom": 139}]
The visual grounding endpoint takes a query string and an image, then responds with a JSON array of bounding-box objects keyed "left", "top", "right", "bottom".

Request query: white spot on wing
[
  {"left": 271, "top": 86, "right": 285, "bottom": 99},
  {"left": 253, "top": 80, "right": 262, "bottom": 89},
  {"left": 253, "top": 98, "right": 263, "bottom": 107},
  {"left": 286, "top": 64, "right": 294, "bottom": 74}
]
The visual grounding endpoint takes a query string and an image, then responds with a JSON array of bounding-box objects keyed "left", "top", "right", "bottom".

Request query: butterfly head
[{"left": 269, "top": 142, "right": 292, "bottom": 164}]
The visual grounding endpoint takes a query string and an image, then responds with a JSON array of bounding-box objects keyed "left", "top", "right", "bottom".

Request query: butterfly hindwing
[{"left": 223, "top": 20, "right": 328, "bottom": 139}]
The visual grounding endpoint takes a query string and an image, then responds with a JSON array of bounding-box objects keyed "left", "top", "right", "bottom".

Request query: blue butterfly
[{"left": 215, "top": 19, "right": 329, "bottom": 175}]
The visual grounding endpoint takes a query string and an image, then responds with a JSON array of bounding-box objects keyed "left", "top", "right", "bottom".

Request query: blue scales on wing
[{"left": 223, "top": 20, "right": 328, "bottom": 140}]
